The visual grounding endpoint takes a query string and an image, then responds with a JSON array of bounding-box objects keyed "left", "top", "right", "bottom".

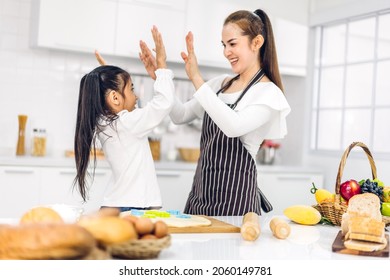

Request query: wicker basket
[
  {"left": 107, "top": 235, "right": 171, "bottom": 259},
  {"left": 313, "top": 142, "right": 390, "bottom": 226}
]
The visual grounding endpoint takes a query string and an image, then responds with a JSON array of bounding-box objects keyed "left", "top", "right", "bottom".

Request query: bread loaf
[
  {"left": 0, "top": 223, "right": 95, "bottom": 259},
  {"left": 341, "top": 193, "right": 387, "bottom": 252},
  {"left": 341, "top": 193, "right": 382, "bottom": 236},
  {"left": 78, "top": 216, "right": 138, "bottom": 245},
  {"left": 347, "top": 193, "right": 382, "bottom": 221},
  {"left": 20, "top": 206, "right": 64, "bottom": 224}
]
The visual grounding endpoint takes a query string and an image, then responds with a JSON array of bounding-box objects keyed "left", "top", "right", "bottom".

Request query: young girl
[{"left": 73, "top": 27, "right": 174, "bottom": 212}]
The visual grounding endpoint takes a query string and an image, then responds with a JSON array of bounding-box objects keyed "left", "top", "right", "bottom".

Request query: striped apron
[{"left": 184, "top": 69, "right": 265, "bottom": 216}]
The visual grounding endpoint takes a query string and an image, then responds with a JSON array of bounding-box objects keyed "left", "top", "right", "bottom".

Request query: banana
[
  {"left": 283, "top": 205, "right": 322, "bottom": 225},
  {"left": 310, "top": 182, "right": 334, "bottom": 204}
]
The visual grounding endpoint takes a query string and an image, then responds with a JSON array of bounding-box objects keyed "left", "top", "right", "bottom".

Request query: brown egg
[
  {"left": 153, "top": 220, "right": 169, "bottom": 238},
  {"left": 140, "top": 234, "right": 158, "bottom": 240},
  {"left": 122, "top": 215, "right": 139, "bottom": 226},
  {"left": 134, "top": 217, "right": 154, "bottom": 235}
]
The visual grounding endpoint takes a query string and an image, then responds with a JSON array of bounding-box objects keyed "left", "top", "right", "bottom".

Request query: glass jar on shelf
[{"left": 31, "top": 128, "right": 47, "bottom": 157}]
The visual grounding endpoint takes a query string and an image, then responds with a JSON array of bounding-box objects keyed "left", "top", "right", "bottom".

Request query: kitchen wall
[{"left": 0, "top": 0, "right": 309, "bottom": 166}]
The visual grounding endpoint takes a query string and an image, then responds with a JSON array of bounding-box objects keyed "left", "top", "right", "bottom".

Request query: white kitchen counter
[
  {"left": 0, "top": 154, "right": 324, "bottom": 173},
  {"left": 159, "top": 214, "right": 389, "bottom": 260}
]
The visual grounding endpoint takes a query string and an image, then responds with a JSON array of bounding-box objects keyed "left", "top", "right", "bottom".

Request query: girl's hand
[
  {"left": 95, "top": 50, "right": 107, "bottom": 66},
  {"left": 181, "top": 32, "right": 204, "bottom": 89},
  {"left": 139, "top": 40, "right": 157, "bottom": 80}
]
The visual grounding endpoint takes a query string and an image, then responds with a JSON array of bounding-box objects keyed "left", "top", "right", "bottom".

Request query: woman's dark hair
[
  {"left": 73, "top": 65, "right": 130, "bottom": 201},
  {"left": 224, "top": 9, "right": 284, "bottom": 92}
]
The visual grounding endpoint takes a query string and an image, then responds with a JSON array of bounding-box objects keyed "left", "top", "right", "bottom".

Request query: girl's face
[
  {"left": 221, "top": 23, "right": 260, "bottom": 74},
  {"left": 122, "top": 78, "right": 138, "bottom": 112}
]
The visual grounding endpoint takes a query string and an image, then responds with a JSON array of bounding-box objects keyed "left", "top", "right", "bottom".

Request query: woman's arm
[{"left": 194, "top": 83, "right": 274, "bottom": 137}]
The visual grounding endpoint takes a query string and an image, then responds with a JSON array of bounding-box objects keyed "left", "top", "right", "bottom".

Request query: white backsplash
[{"left": 0, "top": 0, "right": 203, "bottom": 158}]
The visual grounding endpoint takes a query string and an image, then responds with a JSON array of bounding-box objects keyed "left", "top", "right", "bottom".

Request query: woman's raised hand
[
  {"left": 94, "top": 50, "right": 107, "bottom": 66},
  {"left": 181, "top": 32, "right": 203, "bottom": 89}
]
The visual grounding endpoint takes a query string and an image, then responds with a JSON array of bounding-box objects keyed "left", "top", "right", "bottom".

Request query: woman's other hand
[
  {"left": 181, "top": 32, "right": 203, "bottom": 89},
  {"left": 139, "top": 39, "right": 157, "bottom": 80},
  {"left": 95, "top": 50, "right": 107, "bottom": 66}
]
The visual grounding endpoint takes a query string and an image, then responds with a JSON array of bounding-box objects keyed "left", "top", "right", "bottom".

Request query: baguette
[{"left": 0, "top": 223, "right": 95, "bottom": 259}]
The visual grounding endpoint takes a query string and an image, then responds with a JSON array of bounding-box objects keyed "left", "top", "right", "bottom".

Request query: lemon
[{"left": 310, "top": 183, "right": 334, "bottom": 204}]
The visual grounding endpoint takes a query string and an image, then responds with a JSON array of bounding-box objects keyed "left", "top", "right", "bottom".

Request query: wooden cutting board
[
  {"left": 168, "top": 216, "right": 241, "bottom": 234},
  {"left": 332, "top": 230, "right": 389, "bottom": 257}
]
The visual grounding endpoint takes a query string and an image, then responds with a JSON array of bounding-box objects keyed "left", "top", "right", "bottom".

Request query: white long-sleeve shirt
[
  {"left": 170, "top": 74, "right": 291, "bottom": 160},
  {"left": 98, "top": 69, "right": 174, "bottom": 207}
]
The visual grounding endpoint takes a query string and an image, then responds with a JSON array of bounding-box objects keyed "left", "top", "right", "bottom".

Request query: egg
[
  {"left": 140, "top": 234, "right": 158, "bottom": 240},
  {"left": 153, "top": 220, "right": 169, "bottom": 238},
  {"left": 134, "top": 217, "right": 154, "bottom": 235},
  {"left": 122, "top": 215, "right": 139, "bottom": 226}
]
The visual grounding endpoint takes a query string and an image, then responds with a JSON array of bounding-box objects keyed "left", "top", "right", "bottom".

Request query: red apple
[{"left": 340, "top": 179, "right": 361, "bottom": 201}]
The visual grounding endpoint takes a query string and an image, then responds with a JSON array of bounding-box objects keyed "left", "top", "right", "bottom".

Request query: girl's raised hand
[
  {"left": 181, "top": 32, "right": 204, "bottom": 89},
  {"left": 139, "top": 40, "right": 157, "bottom": 80},
  {"left": 151, "top": 25, "right": 167, "bottom": 69},
  {"left": 95, "top": 50, "right": 107, "bottom": 66}
]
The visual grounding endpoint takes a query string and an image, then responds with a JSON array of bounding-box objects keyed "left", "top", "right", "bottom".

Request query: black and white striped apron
[{"left": 184, "top": 69, "right": 265, "bottom": 216}]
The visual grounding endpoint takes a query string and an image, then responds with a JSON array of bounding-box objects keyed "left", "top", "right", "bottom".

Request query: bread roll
[
  {"left": 0, "top": 223, "right": 95, "bottom": 259},
  {"left": 78, "top": 216, "right": 138, "bottom": 245},
  {"left": 20, "top": 206, "right": 64, "bottom": 224}
]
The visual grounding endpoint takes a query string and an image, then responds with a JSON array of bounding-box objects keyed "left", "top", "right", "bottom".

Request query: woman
[
  {"left": 100, "top": 9, "right": 291, "bottom": 216},
  {"left": 169, "top": 9, "right": 291, "bottom": 216}
]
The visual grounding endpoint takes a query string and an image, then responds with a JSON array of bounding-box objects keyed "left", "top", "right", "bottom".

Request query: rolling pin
[
  {"left": 269, "top": 217, "right": 291, "bottom": 239},
  {"left": 240, "top": 212, "right": 261, "bottom": 241}
]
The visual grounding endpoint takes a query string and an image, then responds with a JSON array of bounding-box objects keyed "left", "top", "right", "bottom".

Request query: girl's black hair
[
  {"left": 224, "top": 9, "right": 284, "bottom": 92},
  {"left": 73, "top": 65, "right": 130, "bottom": 201}
]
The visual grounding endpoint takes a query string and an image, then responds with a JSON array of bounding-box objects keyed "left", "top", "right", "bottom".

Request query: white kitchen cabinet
[
  {"left": 31, "top": 0, "right": 117, "bottom": 54},
  {"left": 273, "top": 18, "right": 308, "bottom": 76},
  {"left": 258, "top": 170, "right": 323, "bottom": 214},
  {"left": 0, "top": 166, "right": 41, "bottom": 218},
  {"left": 185, "top": 0, "right": 308, "bottom": 75},
  {"left": 185, "top": 0, "right": 250, "bottom": 69},
  {"left": 39, "top": 167, "right": 111, "bottom": 214},
  {"left": 0, "top": 165, "right": 111, "bottom": 218},
  {"left": 157, "top": 169, "right": 194, "bottom": 212},
  {"left": 114, "top": 0, "right": 187, "bottom": 62}
]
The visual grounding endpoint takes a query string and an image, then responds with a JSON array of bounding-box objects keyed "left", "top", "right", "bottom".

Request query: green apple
[{"left": 381, "top": 202, "right": 390, "bottom": 216}]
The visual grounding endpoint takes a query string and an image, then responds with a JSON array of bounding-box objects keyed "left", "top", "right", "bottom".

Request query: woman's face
[
  {"left": 221, "top": 23, "right": 259, "bottom": 74},
  {"left": 122, "top": 78, "right": 138, "bottom": 112}
]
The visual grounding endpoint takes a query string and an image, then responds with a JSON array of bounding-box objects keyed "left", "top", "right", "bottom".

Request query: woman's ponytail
[{"left": 254, "top": 9, "right": 284, "bottom": 93}]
